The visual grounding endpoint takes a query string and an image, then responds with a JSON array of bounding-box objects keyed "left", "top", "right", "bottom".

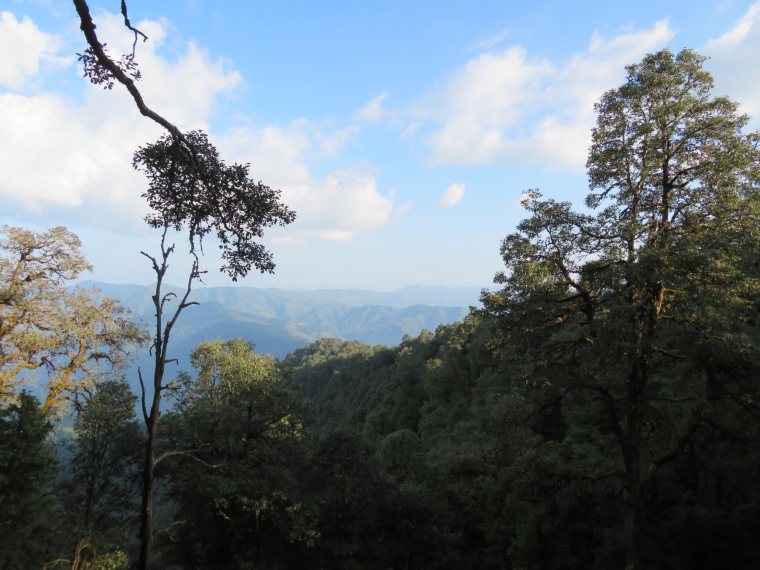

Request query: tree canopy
[
  {"left": 0, "top": 226, "right": 145, "bottom": 415},
  {"left": 479, "top": 48, "right": 760, "bottom": 570},
  {"left": 133, "top": 130, "right": 296, "bottom": 280}
]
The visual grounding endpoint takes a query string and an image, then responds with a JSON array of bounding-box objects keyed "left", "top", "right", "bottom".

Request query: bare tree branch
[{"left": 120, "top": 0, "right": 148, "bottom": 56}]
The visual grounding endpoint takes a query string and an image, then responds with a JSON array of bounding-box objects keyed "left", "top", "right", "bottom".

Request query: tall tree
[
  {"left": 132, "top": 131, "right": 295, "bottom": 570},
  {"left": 58, "top": 379, "right": 142, "bottom": 569},
  {"left": 0, "top": 225, "right": 144, "bottom": 416},
  {"left": 480, "top": 49, "right": 760, "bottom": 570},
  {"left": 71, "top": 4, "right": 296, "bottom": 567}
]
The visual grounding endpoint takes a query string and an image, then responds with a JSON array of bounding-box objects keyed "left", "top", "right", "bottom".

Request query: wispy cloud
[
  {"left": 438, "top": 183, "right": 465, "bottom": 208},
  {"left": 393, "top": 200, "right": 414, "bottom": 220},
  {"left": 319, "top": 125, "right": 360, "bottom": 157},
  {"left": 400, "top": 122, "right": 419, "bottom": 139},
  {"left": 477, "top": 28, "right": 509, "bottom": 50},
  {"left": 353, "top": 91, "right": 389, "bottom": 122}
]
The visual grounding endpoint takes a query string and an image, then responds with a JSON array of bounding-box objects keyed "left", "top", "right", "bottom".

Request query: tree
[
  {"left": 58, "top": 379, "right": 142, "bottom": 569},
  {"left": 0, "top": 225, "right": 145, "bottom": 416},
  {"left": 134, "top": 130, "right": 295, "bottom": 280},
  {"left": 132, "top": 131, "right": 295, "bottom": 569},
  {"left": 480, "top": 49, "right": 760, "bottom": 570},
  {"left": 160, "top": 338, "right": 313, "bottom": 568},
  {"left": 0, "top": 393, "right": 59, "bottom": 568},
  {"left": 69, "top": 4, "right": 296, "bottom": 566},
  {"left": 302, "top": 429, "right": 388, "bottom": 568}
]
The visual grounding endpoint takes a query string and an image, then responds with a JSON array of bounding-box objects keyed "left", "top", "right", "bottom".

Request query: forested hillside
[{"left": 287, "top": 318, "right": 760, "bottom": 568}]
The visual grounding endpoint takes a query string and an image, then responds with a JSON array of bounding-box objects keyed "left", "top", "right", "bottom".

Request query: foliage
[
  {"left": 479, "top": 48, "right": 760, "bottom": 569},
  {"left": 78, "top": 44, "right": 141, "bottom": 90},
  {"left": 159, "top": 338, "right": 314, "bottom": 567},
  {"left": 133, "top": 132, "right": 296, "bottom": 281},
  {"left": 0, "top": 393, "right": 59, "bottom": 569},
  {"left": 288, "top": 303, "right": 760, "bottom": 568},
  {"left": 287, "top": 318, "right": 491, "bottom": 443},
  {"left": 87, "top": 549, "right": 130, "bottom": 570},
  {"left": 57, "top": 380, "right": 143, "bottom": 568},
  {"left": 0, "top": 226, "right": 145, "bottom": 415}
]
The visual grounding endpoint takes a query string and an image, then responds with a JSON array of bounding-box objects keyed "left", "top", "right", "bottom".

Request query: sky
[{"left": 2, "top": 0, "right": 760, "bottom": 291}]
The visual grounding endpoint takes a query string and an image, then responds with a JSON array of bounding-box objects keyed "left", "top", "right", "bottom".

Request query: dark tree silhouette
[{"left": 72, "top": 3, "right": 296, "bottom": 568}]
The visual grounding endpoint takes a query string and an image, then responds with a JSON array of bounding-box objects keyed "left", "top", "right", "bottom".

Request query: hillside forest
[{"left": 2, "top": 37, "right": 760, "bottom": 570}]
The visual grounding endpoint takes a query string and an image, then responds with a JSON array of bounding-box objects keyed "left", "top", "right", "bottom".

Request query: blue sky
[{"left": 2, "top": 0, "right": 760, "bottom": 291}]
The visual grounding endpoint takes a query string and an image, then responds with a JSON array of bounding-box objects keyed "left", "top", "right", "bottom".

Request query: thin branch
[
  {"left": 120, "top": 0, "right": 148, "bottom": 56},
  {"left": 647, "top": 396, "right": 699, "bottom": 404},
  {"left": 72, "top": 0, "right": 183, "bottom": 141},
  {"left": 581, "top": 470, "right": 623, "bottom": 482},
  {"left": 651, "top": 345, "right": 686, "bottom": 359},
  {"left": 154, "top": 448, "right": 220, "bottom": 468},
  {"left": 156, "top": 519, "right": 188, "bottom": 539},
  {"left": 138, "top": 367, "right": 148, "bottom": 423}
]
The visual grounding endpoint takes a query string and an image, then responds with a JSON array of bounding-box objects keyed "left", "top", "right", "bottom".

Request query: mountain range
[{"left": 78, "top": 281, "right": 482, "bottom": 363}]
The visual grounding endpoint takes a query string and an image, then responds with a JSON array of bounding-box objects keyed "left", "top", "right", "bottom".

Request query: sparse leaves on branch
[{"left": 77, "top": 44, "right": 141, "bottom": 90}]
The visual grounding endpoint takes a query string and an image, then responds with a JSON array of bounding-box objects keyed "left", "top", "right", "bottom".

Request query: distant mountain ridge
[{"left": 76, "top": 282, "right": 481, "bottom": 361}]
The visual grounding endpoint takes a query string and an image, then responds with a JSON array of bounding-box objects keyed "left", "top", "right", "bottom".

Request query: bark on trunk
[
  {"left": 622, "top": 446, "right": 643, "bottom": 570},
  {"left": 138, "top": 376, "right": 161, "bottom": 570}
]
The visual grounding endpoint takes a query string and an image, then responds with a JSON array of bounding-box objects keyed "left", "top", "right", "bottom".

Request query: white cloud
[
  {"left": 311, "top": 230, "right": 354, "bottom": 242},
  {"left": 272, "top": 230, "right": 354, "bottom": 243},
  {"left": 270, "top": 235, "right": 304, "bottom": 246},
  {"left": 0, "top": 11, "right": 71, "bottom": 89},
  {"left": 0, "top": 11, "right": 243, "bottom": 231},
  {"left": 425, "top": 45, "right": 552, "bottom": 164},
  {"left": 393, "top": 200, "right": 414, "bottom": 220},
  {"left": 353, "top": 91, "right": 388, "bottom": 122},
  {"left": 87, "top": 12, "right": 242, "bottom": 128},
  {"left": 420, "top": 20, "right": 675, "bottom": 169},
  {"left": 280, "top": 171, "right": 403, "bottom": 241},
  {"left": 702, "top": 2, "right": 760, "bottom": 120},
  {"left": 220, "top": 121, "right": 408, "bottom": 244},
  {"left": 222, "top": 120, "right": 312, "bottom": 186},
  {"left": 438, "top": 183, "right": 465, "bottom": 208},
  {"left": 0, "top": 92, "right": 151, "bottom": 215}
]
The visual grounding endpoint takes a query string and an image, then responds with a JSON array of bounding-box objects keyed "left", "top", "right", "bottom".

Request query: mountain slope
[{"left": 78, "top": 281, "right": 476, "bottom": 360}]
